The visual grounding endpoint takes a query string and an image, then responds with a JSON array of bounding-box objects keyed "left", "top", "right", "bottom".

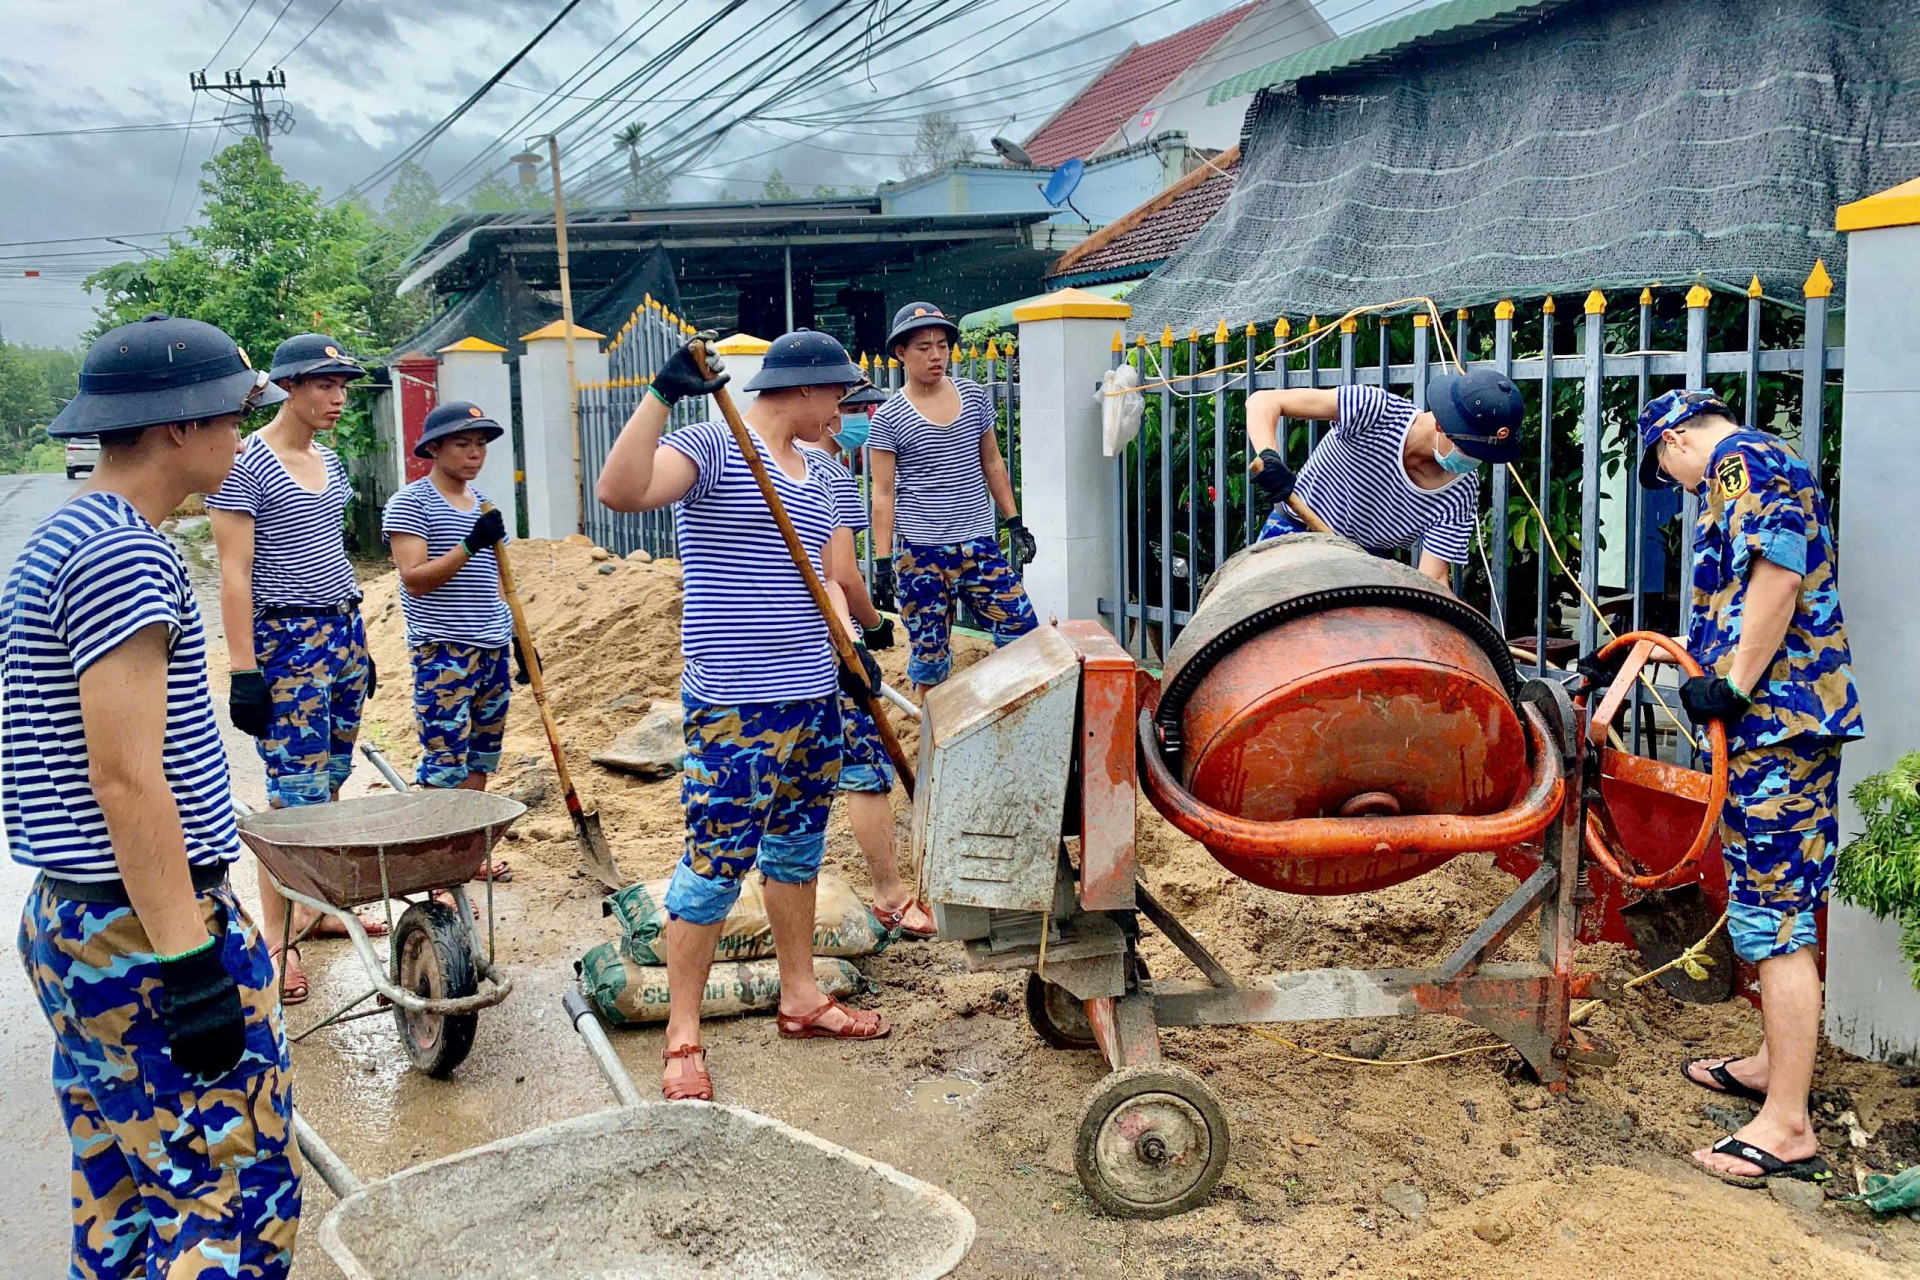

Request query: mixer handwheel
[
  {"left": 1025, "top": 973, "right": 1096, "bottom": 1050},
  {"left": 1074, "top": 1064, "right": 1230, "bottom": 1218}
]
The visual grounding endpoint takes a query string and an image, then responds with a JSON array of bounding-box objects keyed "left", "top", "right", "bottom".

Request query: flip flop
[
  {"left": 1681, "top": 1056, "right": 1768, "bottom": 1105},
  {"left": 270, "top": 944, "right": 309, "bottom": 1007},
  {"left": 1695, "top": 1136, "right": 1832, "bottom": 1190},
  {"left": 662, "top": 1044, "right": 712, "bottom": 1101},
  {"left": 307, "top": 911, "right": 390, "bottom": 940},
  {"left": 481, "top": 858, "right": 513, "bottom": 883},
  {"left": 777, "top": 995, "right": 889, "bottom": 1041}
]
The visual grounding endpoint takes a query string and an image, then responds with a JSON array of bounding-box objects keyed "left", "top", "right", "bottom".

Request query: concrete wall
[
  {"left": 519, "top": 335, "right": 609, "bottom": 540},
  {"left": 435, "top": 348, "right": 517, "bottom": 537},
  {"left": 880, "top": 149, "right": 1171, "bottom": 229},
  {"left": 1826, "top": 219, "right": 1920, "bottom": 1061}
]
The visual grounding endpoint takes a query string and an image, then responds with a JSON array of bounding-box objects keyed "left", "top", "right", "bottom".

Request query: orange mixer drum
[{"left": 1155, "top": 535, "right": 1528, "bottom": 895}]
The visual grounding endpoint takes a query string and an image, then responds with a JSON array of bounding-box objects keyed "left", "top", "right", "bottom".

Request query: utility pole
[
  {"left": 547, "top": 135, "right": 584, "bottom": 533},
  {"left": 190, "top": 68, "right": 291, "bottom": 159}
]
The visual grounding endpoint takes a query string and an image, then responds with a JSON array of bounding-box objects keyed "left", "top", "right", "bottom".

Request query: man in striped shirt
[
  {"left": 597, "top": 329, "right": 891, "bottom": 1102},
  {"left": 208, "top": 331, "right": 382, "bottom": 1004},
  {"left": 1247, "top": 370, "right": 1525, "bottom": 585},
  {"left": 7, "top": 314, "right": 301, "bottom": 1277},
  {"left": 868, "top": 301, "right": 1038, "bottom": 688}
]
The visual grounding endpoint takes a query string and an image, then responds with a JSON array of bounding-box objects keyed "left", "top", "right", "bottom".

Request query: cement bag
[
  {"left": 603, "top": 871, "right": 889, "bottom": 965},
  {"left": 1099, "top": 363, "right": 1143, "bottom": 457},
  {"left": 577, "top": 945, "right": 864, "bottom": 1027}
]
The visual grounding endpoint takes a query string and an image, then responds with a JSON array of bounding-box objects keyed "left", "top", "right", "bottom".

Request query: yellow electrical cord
[{"left": 1244, "top": 1024, "right": 1510, "bottom": 1068}]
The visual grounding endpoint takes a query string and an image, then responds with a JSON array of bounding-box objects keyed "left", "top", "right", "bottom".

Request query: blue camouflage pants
[
  {"left": 253, "top": 611, "right": 369, "bottom": 807},
  {"left": 411, "top": 642, "right": 510, "bottom": 788},
  {"left": 895, "top": 537, "right": 1038, "bottom": 686},
  {"left": 665, "top": 695, "right": 842, "bottom": 926},
  {"left": 1718, "top": 737, "right": 1843, "bottom": 962},
  {"left": 836, "top": 692, "right": 896, "bottom": 793},
  {"left": 19, "top": 877, "right": 300, "bottom": 1279}
]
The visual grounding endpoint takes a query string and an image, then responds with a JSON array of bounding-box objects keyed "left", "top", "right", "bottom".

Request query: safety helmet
[
  {"left": 48, "top": 313, "right": 285, "bottom": 439},
  {"left": 416, "top": 400, "right": 504, "bottom": 458},
  {"left": 741, "top": 330, "right": 864, "bottom": 392},
  {"left": 267, "top": 332, "right": 367, "bottom": 384},
  {"left": 886, "top": 301, "right": 959, "bottom": 353}
]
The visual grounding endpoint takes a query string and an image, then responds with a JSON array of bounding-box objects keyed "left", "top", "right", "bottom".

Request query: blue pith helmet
[
  {"left": 839, "top": 381, "right": 888, "bottom": 410},
  {"left": 267, "top": 331, "right": 367, "bottom": 383},
  {"left": 1636, "top": 389, "right": 1735, "bottom": 489},
  {"left": 741, "top": 329, "right": 864, "bottom": 392},
  {"left": 1427, "top": 368, "right": 1525, "bottom": 463},
  {"left": 886, "top": 301, "right": 959, "bottom": 353},
  {"left": 48, "top": 313, "right": 286, "bottom": 439},
  {"left": 416, "top": 400, "right": 504, "bottom": 458}
]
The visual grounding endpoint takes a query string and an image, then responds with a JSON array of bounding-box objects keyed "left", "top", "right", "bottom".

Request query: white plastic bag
[{"left": 1099, "top": 364, "right": 1144, "bottom": 457}]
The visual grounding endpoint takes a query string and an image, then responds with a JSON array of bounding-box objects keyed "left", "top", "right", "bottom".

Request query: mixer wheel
[
  {"left": 1074, "top": 1064, "right": 1230, "bottom": 1218},
  {"left": 1025, "top": 973, "right": 1097, "bottom": 1050}
]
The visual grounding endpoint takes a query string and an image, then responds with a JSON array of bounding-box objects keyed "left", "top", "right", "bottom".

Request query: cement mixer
[{"left": 916, "top": 533, "right": 1727, "bottom": 1219}]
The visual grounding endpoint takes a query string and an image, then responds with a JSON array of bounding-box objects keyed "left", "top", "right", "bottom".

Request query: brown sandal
[
  {"left": 872, "top": 897, "right": 937, "bottom": 941},
  {"left": 662, "top": 1044, "right": 712, "bottom": 1101},
  {"left": 270, "top": 944, "right": 309, "bottom": 1006},
  {"left": 777, "top": 996, "right": 890, "bottom": 1041}
]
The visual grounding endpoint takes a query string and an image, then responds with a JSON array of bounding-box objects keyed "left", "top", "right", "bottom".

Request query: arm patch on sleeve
[{"left": 1716, "top": 452, "right": 1751, "bottom": 501}]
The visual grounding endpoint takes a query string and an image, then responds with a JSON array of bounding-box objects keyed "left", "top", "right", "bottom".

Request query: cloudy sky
[{"left": 0, "top": 0, "right": 1428, "bottom": 346}]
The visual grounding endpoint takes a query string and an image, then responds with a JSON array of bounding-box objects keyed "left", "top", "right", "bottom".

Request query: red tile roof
[
  {"left": 1049, "top": 149, "right": 1240, "bottom": 281},
  {"left": 1021, "top": 4, "right": 1259, "bottom": 167}
]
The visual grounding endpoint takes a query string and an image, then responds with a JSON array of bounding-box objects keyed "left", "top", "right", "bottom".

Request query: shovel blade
[
  {"left": 573, "top": 805, "right": 623, "bottom": 890},
  {"left": 1620, "top": 884, "right": 1735, "bottom": 1004}
]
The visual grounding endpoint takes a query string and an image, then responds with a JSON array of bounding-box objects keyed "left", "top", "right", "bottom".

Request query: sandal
[
  {"left": 1695, "top": 1136, "right": 1832, "bottom": 1189},
  {"left": 1682, "top": 1056, "right": 1768, "bottom": 1105},
  {"left": 777, "top": 996, "right": 890, "bottom": 1041},
  {"left": 270, "top": 944, "right": 309, "bottom": 1007},
  {"left": 872, "top": 897, "right": 937, "bottom": 941},
  {"left": 480, "top": 857, "right": 513, "bottom": 883},
  {"left": 662, "top": 1044, "right": 712, "bottom": 1101}
]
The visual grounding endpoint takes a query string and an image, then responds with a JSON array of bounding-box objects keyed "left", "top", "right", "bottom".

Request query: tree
[
  {"left": 466, "top": 172, "right": 548, "bottom": 213},
  {"left": 613, "top": 121, "right": 671, "bottom": 205},
  {"left": 812, "top": 185, "right": 842, "bottom": 198},
  {"left": 0, "top": 338, "right": 81, "bottom": 473},
  {"left": 762, "top": 168, "right": 795, "bottom": 200},
  {"left": 901, "top": 112, "right": 977, "bottom": 178}
]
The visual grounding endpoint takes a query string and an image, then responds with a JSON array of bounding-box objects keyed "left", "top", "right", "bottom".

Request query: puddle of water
[{"left": 908, "top": 1075, "right": 982, "bottom": 1113}]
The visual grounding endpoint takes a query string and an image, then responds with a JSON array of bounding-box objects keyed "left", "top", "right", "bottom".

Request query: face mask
[
  {"left": 834, "top": 413, "right": 871, "bottom": 452},
  {"left": 1435, "top": 440, "right": 1480, "bottom": 475}
]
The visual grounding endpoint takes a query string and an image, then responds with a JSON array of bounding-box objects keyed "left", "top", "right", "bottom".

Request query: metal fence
[
  {"left": 577, "top": 298, "right": 1025, "bottom": 587},
  {"left": 1100, "top": 274, "right": 1844, "bottom": 714}
]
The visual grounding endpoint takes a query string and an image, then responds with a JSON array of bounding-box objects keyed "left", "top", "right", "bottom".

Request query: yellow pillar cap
[{"left": 1836, "top": 175, "right": 1920, "bottom": 232}]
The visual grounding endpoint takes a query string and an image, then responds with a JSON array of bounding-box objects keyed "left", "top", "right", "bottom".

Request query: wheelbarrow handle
[
  {"left": 292, "top": 1110, "right": 364, "bottom": 1198},
  {"left": 360, "top": 743, "right": 412, "bottom": 793},
  {"left": 563, "top": 992, "right": 648, "bottom": 1109}
]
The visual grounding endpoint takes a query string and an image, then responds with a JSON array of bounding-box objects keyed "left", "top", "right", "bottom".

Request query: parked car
[{"left": 64, "top": 435, "right": 99, "bottom": 479}]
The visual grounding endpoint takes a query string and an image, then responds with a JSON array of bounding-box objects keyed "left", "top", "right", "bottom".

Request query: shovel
[
  {"left": 484, "top": 506, "right": 623, "bottom": 890},
  {"left": 1619, "top": 884, "right": 1735, "bottom": 1004}
]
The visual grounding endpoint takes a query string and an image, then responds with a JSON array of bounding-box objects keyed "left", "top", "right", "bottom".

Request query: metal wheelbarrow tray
[{"left": 235, "top": 790, "right": 526, "bottom": 908}]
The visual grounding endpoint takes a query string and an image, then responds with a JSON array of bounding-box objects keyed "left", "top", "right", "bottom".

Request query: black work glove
[
  {"left": 463, "top": 508, "right": 507, "bottom": 555},
  {"left": 1252, "top": 448, "right": 1296, "bottom": 505},
  {"left": 513, "top": 636, "right": 539, "bottom": 686},
  {"left": 365, "top": 653, "right": 378, "bottom": 701},
  {"left": 1004, "top": 514, "right": 1038, "bottom": 564},
  {"left": 1573, "top": 648, "right": 1624, "bottom": 698},
  {"left": 650, "top": 331, "right": 729, "bottom": 406},
  {"left": 838, "top": 643, "right": 883, "bottom": 703},
  {"left": 870, "top": 557, "right": 897, "bottom": 610},
  {"left": 158, "top": 940, "right": 246, "bottom": 1081},
  {"left": 861, "top": 617, "right": 896, "bottom": 651},
  {"left": 229, "top": 670, "right": 271, "bottom": 738},
  {"left": 1679, "top": 675, "right": 1752, "bottom": 727}
]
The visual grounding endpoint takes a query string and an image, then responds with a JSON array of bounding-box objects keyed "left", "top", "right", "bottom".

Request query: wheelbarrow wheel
[
  {"left": 1025, "top": 973, "right": 1097, "bottom": 1050},
  {"left": 391, "top": 900, "right": 478, "bottom": 1077},
  {"left": 1074, "top": 1063, "right": 1229, "bottom": 1219}
]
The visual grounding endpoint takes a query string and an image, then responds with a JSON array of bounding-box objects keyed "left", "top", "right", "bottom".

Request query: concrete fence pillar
[
  {"left": 715, "top": 333, "right": 772, "bottom": 413},
  {"left": 435, "top": 338, "right": 517, "bottom": 536},
  {"left": 1014, "top": 288, "right": 1132, "bottom": 623},
  {"left": 1826, "top": 175, "right": 1920, "bottom": 1062},
  {"left": 518, "top": 322, "right": 608, "bottom": 540}
]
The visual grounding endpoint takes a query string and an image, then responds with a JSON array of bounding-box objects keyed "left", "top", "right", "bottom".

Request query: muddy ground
[{"left": 222, "top": 540, "right": 1920, "bottom": 1278}]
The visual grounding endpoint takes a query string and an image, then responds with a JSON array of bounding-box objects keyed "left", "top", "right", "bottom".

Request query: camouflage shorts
[
  {"left": 836, "top": 692, "right": 896, "bottom": 793},
  {"left": 18, "top": 876, "right": 300, "bottom": 1279},
  {"left": 896, "top": 536, "right": 1038, "bottom": 686},
  {"left": 411, "top": 642, "right": 510, "bottom": 788},
  {"left": 1718, "top": 738, "right": 1843, "bottom": 961},
  {"left": 253, "top": 611, "right": 369, "bottom": 806},
  {"left": 665, "top": 695, "right": 842, "bottom": 926}
]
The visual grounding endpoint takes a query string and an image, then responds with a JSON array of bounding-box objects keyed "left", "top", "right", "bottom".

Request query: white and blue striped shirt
[
  {"left": 1293, "top": 385, "right": 1479, "bottom": 565},
  {"left": 2, "top": 493, "right": 240, "bottom": 880},
  {"left": 381, "top": 479, "right": 513, "bottom": 649},
  {"left": 868, "top": 375, "right": 998, "bottom": 547},
  {"left": 206, "top": 434, "right": 359, "bottom": 608},
  {"left": 666, "top": 423, "right": 851, "bottom": 704},
  {"left": 803, "top": 444, "right": 868, "bottom": 535}
]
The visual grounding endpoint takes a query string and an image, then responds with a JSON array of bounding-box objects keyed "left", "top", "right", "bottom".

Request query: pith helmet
[
  {"left": 416, "top": 400, "right": 504, "bottom": 458},
  {"left": 49, "top": 313, "right": 284, "bottom": 439},
  {"left": 741, "top": 330, "right": 864, "bottom": 392}
]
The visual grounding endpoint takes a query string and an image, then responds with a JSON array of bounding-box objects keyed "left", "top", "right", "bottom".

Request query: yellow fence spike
[
  {"left": 1245, "top": 321, "right": 1258, "bottom": 339},
  {"left": 1584, "top": 289, "right": 1606, "bottom": 315},
  {"left": 1804, "top": 259, "right": 1833, "bottom": 299},
  {"left": 859, "top": 352, "right": 870, "bottom": 370},
  {"left": 1494, "top": 299, "right": 1515, "bottom": 321},
  {"left": 1747, "top": 275, "right": 1763, "bottom": 299},
  {"left": 1135, "top": 333, "right": 1147, "bottom": 348},
  {"left": 1413, "top": 313, "right": 1430, "bottom": 328},
  {"left": 1215, "top": 319, "right": 1230, "bottom": 343},
  {"left": 1112, "top": 329, "right": 1124, "bottom": 352},
  {"left": 889, "top": 356, "right": 899, "bottom": 368},
  {"left": 985, "top": 339, "right": 1000, "bottom": 359},
  {"left": 1639, "top": 286, "right": 1654, "bottom": 306},
  {"left": 1339, "top": 317, "right": 1358, "bottom": 334},
  {"left": 1542, "top": 295, "right": 1557, "bottom": 315},
  {"left": 1160, "top": 325, "right": 1175, "bottom": 347},
  {"left": 1275, "top": 318, "right": 1290, "bottom": 339},
  {"left": 1686, "top": 283, "right": 1712, "bottom": 308},
  {"left": 1308, "top": 315, "right": 1320, "bottom": 333},
  {"left": 1379, "top": 314, "right": 1390, "bottom": 327},
  {"left": 1455, "top": 307, "right": 1468, "bottom": 322}
]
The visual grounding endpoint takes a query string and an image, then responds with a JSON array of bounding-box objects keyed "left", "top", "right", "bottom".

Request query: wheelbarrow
[
  {"left": 291, "top": 993, "right": 978, "bottom": 1279},
  {"left": 233, "top": 747, "right": 522, "bottom": 1077}
]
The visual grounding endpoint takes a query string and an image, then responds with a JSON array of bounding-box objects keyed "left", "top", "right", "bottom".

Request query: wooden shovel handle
[
  {"left": 1247, "top": 455, "right": 1333, "bottom": 534},
  {"left": 483, "top": 505, "right": 578, "bottom": 799}
]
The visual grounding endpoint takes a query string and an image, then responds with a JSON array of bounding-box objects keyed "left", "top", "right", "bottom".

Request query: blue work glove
[
  {"left": 158, "top": 938, "right": 246, "bottom": 1081},
  {"left": 229, "top": 670, "right": 271, "bottom": 739},
  {"left": 463, "top": 508, "right": 506, "bottom": 555},
  {"left": 1252, "top": 449, "right": 1296, "bottom": 505},
  {"left": 1679, "top": 675, "right": 1751, "bottom": 727},
  {"left": 649, "top": 331, "right": 729, "bottom": 406},
  {"left": 1004, "top": 514, "right": 1038, "bottom": 564}
]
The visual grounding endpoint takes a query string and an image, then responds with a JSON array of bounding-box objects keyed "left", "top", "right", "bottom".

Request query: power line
[
  {"left": 207, "top": 0, "right": 266, "bottom": 69},
  {"left": 278, "top": 0, "right": 348, "bottom": 62},
  {"left": 240, "top": 0, "right": 303, "bottom": 69},
  {"left": 0, "top": 232, "right": 175, "bottom": 248},
  {"left": 162, "top": 98, "right": 203, "bottom": 227},
  {"left": 0, "top": 118, "right": 235, "bottom": 140}
]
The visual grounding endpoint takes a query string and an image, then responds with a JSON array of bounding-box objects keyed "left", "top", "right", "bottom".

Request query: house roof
[
  {"left": 1206, "top": 0, "right": 1570, "bottom": 104},
  {"left": 1048, "top": 148, "right": 1240, "bottom": 284},
  {"left": 1023, "top": 3, "right": 1259, "bottom": 166}
]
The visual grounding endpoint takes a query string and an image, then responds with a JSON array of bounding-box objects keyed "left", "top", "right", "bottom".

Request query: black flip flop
[
  {"left": 1696, "top": 1136, "right": 1832, "bottom": 1190},
  {"left": 1681, "top": 1056, "right": 1768, "bottom": 1105}
]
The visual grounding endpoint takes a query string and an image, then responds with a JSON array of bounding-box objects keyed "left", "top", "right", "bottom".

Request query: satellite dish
[
  {"left": 991, "top": 135, "right": 1034, "bottom": 167},
  {"left": 1039, "top": 157, "right": 1091, "bottom": 226}
]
